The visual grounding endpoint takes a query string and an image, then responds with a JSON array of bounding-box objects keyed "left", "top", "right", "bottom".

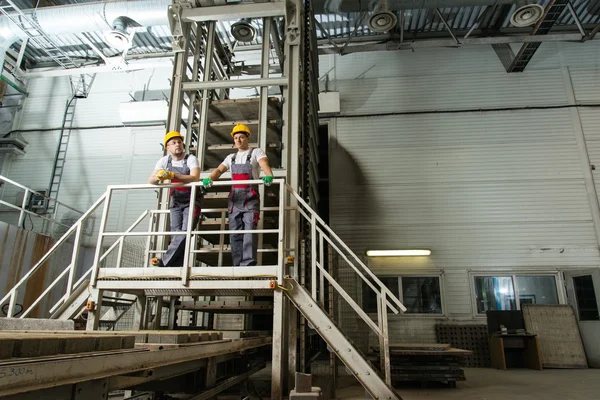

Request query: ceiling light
[
  {"left": 366, "top": 249, "right": 432, "bottom": 257},
  {"left": 510, "top": 3, "right": 544, "bottom": 28}
]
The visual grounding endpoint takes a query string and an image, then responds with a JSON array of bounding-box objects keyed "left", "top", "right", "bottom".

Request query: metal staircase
[{"left": 0, "top": 180, "right": 405, "bottom": 399}]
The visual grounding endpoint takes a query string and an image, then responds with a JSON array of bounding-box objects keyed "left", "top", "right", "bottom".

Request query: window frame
[
  {"left": 364, "top": 273, "right": 446, "bottom": 317},
  {"left": 469, "top": 271, "right": 565, "bottom": 317}
]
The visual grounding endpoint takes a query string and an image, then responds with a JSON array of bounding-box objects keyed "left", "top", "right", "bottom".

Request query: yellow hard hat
[
  {"left": 230, "top": 123, "right": 252, "bottom": 137},
  {"left": 164, "top": 131, "right": 184, "bottom": 147}
]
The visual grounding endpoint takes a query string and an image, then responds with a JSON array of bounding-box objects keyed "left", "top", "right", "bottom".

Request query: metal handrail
[{"left": 0, "top": 192, "right": 106, "bottom": 318}]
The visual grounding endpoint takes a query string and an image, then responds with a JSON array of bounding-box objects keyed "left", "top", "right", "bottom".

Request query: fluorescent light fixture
[{"left": 366, "top": 250, "right": 431, "bottom": 257}]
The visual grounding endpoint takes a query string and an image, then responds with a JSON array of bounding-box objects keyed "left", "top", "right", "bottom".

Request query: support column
[
  {"left": 133, "top": 295, "right": 146, "bottom": 330},
  {"left": 271, "top": 290, "right": 286, "bottom": 400}
]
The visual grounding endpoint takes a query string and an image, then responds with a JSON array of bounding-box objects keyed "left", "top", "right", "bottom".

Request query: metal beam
[
  {"left": 0, "top": 337, "right": 272, "bottom": 397},
  {"left": 181, "top": 2, "right": 286, "bottom": 22},
  {"left": 182, "top": 77, "right": 288, "bottom": 91},
  {"left": 319, "top": 32, "right": 587, "bottom": 54},
  {"left": 435, "top": 8, "right": 460, "bottom": 46},
  {"left": 491, "top": 43, "right": 516, "bottom": 71}
]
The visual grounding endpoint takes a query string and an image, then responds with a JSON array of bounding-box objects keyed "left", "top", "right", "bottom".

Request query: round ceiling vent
[
  {"left": 368, "top": 11, "right": 397, "bottom": 33},
  {"left": 510, "top": 4, "right": 544, "bottom": 28},
  {"left": 103, "top": 30, "right": 130, "bottom": 51},
  {"left": 231, "top": 19, "right": 257, "bottom": 43}
]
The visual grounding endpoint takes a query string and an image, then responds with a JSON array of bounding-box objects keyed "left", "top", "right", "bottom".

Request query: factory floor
[{"left": 336, "top": 368, "right": 600, "bottom": 399}]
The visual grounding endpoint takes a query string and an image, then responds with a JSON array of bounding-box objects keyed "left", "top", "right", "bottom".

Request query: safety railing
[
  {"left": 0, "top": 192, "right": 106, "bottom": 319},
  {"left": 89, "top": 179, "right": 286, "bottom": 285},
  {"left": 285, "top": 183, "right": 406, "bottom": 384},
  {"left": 0, "top": 174, "right": 85, "bottom": 235}
]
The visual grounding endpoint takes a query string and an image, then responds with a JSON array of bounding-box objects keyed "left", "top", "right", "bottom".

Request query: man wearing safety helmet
[
  {"left": 202, "top": 124, "right": 273, "bottom": 266},
  {"left": 148, "top": 131, "right": 201, "bottom": 267}
]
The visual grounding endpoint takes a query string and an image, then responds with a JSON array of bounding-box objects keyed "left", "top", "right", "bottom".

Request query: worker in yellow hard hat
[
  {"left": 148, "top": 131, "right": 202, "bottom": 267},
  {"left": 202, "top": 123, "right": 274, "bottom": 266}
]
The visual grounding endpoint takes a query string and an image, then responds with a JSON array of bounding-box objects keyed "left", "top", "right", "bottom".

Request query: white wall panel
[
  {"left": 328, "top": 44, "right": 600, "bottom": 342},
  {"left": 335, "top": 69, "right": 568, "bottom": 115}
]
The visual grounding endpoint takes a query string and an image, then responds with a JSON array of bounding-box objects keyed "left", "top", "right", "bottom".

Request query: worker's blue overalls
[
  {"left": 229, "top": 150, "right": 259, "bottom": 266},
  {"left": 161, "top": 155, "right": 202, "bottom": 267}
]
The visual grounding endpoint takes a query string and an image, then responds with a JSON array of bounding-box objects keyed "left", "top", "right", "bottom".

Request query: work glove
[
  {"left": 157, "top": 169, "right": 175, "bottom": 181},
  {"left": 262, "top": 175, "right": 273, "bottom": 186},
  {"left": 202, "top": 177, "right": 213, "bottom": 188}
]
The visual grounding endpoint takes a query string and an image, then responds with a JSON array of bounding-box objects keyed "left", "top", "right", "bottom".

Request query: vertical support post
[
  {"left": 153, "top": 297, "right": 163, "bottom": 330},
  {"left": 257, "top": 17, "right": 272, "bottom": 266},
  {"left": 90, "top": 189, "right": 112, "bottom": 287},
  {"left": 196, "top": 22, "right": 216, "bottom": 171},
  {"left": 271, "top": 290, "right": 285, "bottom": 400},
  {"left": 186, "top": 23, "right": 203, "bottom": 151},
  {"left": 206, "top": 357, "right": 217, "bottom": 400},
  {"left": 7, "top": 289, "right": 17, "bottom": 318},
  {"left": 144, "top": 213, "right": 154, "bottom": 268},
  {"left": 85, "top": 288, "right": 104, "bottom": 331},
  {"left": 218, "top": 210, "right": 226, "bottom": 266},
  {"left": 277, "top": 181, "right": 285, "bottom": 284},
  {"left": 319, "top": 231, "right": 325, "bottom": 307},
  {"left": 310, "top": 214, "right": 317, "bottom": 300},
  {"left": 134, "top": 295, "right": 147, "bottom": 330},
  {"left": 168, "top": 297, "right": 177, "bottom": 330},
  {"left": 18, "top": 190, "right": 30, "bottom": 228},
  {"left": 380, "top": 291, "right": 391, "bottom": 385},
  {"left": 66, "top": 222, "right": 83, "bottom": 298},
  {"left": 182, "top": 184, "right": 197, "bottom": 285}
]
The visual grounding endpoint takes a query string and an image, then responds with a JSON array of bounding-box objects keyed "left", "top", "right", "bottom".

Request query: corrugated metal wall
[
  {"left": 324, "top": 41, "right": 600, "bottom": 342},
  {"left": 1, "top": 68, "right": 172, "bottom": 247}
]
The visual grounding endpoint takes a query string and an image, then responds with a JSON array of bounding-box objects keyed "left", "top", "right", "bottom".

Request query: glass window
[
  {"left": 515, "top": 276, "right": 558, "bottom": 307},
  {"left": 573, "top": 275, "right": 600, "bottom": 321},
  {"left": 474, "top": 276, "right": 516, "bottom": 314},
  {"left": 363, "top": 277, "right": 399, "bottom": 313},
  {"left": 402, "top": 277, "right": 442, "bottom": 314}
]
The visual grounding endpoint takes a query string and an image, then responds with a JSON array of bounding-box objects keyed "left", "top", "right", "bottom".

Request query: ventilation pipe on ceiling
[{"left": 0, "top": 0, "right": 172, "bottom": 67}]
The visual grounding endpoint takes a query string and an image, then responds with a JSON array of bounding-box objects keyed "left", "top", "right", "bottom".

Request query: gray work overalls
[
  {"left": 229, "top": 149, "right": 259, "bottom": 266},
  {"left": 162, "top": 155, "right": 201, "bottom": 267}
]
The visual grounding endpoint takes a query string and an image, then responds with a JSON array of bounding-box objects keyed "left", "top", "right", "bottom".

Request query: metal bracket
[
  {"left": 286, "top": 27, "right": 301, "bottom": 45},
  {"left": 73, "top": 379, "right": 109, "bottom": 400},
  {"left": 168, "top": 2, "right": 192, "bottom": 51}
]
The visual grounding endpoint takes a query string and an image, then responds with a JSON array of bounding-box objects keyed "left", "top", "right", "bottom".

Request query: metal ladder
[
  {"left": 0, "top": 0, "right": 79, "bottom": 69},
  {"left": 46, "top": 74, "right": 95, "bottom": 215}
]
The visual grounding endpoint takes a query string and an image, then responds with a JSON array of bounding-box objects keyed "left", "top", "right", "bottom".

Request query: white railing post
[
  {"left": 218, "top": 210, "right": 226, "bottom": 267},
  {"left": 380, "top": 290, "right": 391, "bottom": 385},
  {"left": 144, "top": 213, "right": 154, "bottom": 268},
  {"left": 277, "top": 180, "right": 285, "bottom": 284},
  {"left": 311, "top": 214, "right": 317, "bottom": 301},
  {"left": 66, "top": 223, "right": 83, "bottom": 298},
  {"left": 116, "top": 237, "right": 125, "bottom": 268},
  {"left": 18, "top": 190, "right": 30, "bottom": 228},
  {"left": 182, "top": 184, "right": 197, "bottom": 285},
  {"left": 90, "top": 189, "right": 113, "bottom": 287},
  {"left": 6, "top": 289, "right": 17, "bottom": 318},
  {"left": 319, "top": 230, "right": 325, "bottom": 307}
]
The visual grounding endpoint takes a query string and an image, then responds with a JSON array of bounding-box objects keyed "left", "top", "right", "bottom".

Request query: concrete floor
[{"left": 336, "top": 368, "right": 600, "bottom": 400}]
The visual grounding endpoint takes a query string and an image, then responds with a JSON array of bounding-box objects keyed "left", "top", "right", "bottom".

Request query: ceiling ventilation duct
[
  {"left": 231, "top": 18, "right": 257, "bottom": 42},
  {"left": 367, "top": 0, "right": 397, "bottom": 32},
  {"left": 509, "top": 1, "right": 544, "bottom": 28},
  {"left": 103, "top": 16, "right": 135, "bottom": 51}
]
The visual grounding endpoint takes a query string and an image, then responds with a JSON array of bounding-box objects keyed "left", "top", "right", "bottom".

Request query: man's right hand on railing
[
  {"left": 202, "top": 177, "right": 213, "bottom": 188},
  {"left": 156, "top": 169, "right": 175, "bottom": 181}
]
